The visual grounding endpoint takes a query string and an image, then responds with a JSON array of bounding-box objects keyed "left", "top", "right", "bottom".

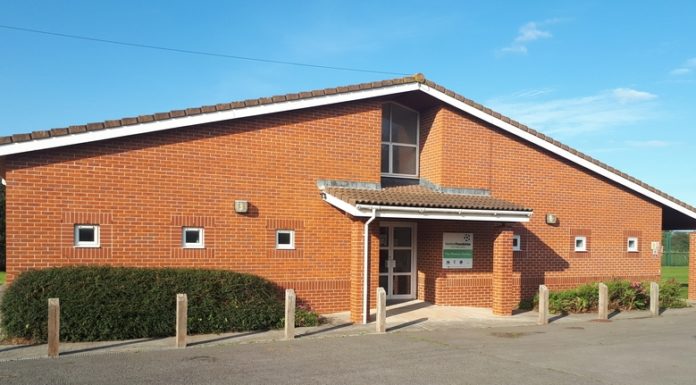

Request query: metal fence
[{"left": 662, "top": 251, "right": 689, "bottom": 267}]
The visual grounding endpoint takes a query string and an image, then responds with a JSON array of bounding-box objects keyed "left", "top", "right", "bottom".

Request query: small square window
[
  {"left": 75, "top": 225, "right": 100, "bottom": 248},
  {"left": 512, "top": 235, "right": 521, "bottom": 251},
  {"left": 276, "top": 230, "right": 295, "bottom": 250},
  {"left": 574, "top": 236, "right": 587, "bottom": 252},
  {"left": 627, "top": 237, "right": 639, "bottom": 252},
  {"left": 182, "top": 227, "right": 204, "bottom": 249}
]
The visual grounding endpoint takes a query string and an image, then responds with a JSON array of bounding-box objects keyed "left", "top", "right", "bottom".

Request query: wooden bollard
[
  {"left": 538, "top": 285, "right": 549, "bottom": 325},
  {"left": 175, "top": 294, "right": 187, "bottom": 348},
  {"left": 598, "top": 283, "right": 608, "bottom": 320},
  {"left": 48, "top": 298, "right": 60, "bottom": 358},
  {"left": 376, "top": 287, "right": 386, "bottom": 333},
  {"left": 284, "top": 289, "right": 296, "bottom": 340},
  {"left": 650, "top": 282, "right": 659, "bottom": 317}
]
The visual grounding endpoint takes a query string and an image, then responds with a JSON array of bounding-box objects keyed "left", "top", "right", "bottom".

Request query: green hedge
[
  {"left": 0, "top": 266, "right": 318, "bottom": 342},
  {"left": 525, "top": 279, "right": 687, "bottom": 314}
]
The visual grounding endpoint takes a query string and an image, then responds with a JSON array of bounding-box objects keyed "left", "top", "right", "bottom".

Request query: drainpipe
[{"left": 363, "top": 208, "right": 377, "bottom": 325}]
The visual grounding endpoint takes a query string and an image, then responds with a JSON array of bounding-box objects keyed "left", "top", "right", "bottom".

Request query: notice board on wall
[{"left": 442, "top": 232, "right": 473, "bottom": 269}]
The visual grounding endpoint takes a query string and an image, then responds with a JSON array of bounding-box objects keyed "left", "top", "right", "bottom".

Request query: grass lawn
[
  {"left": 0, "top": 271, "right": 4, "bottom": 285},
  {"left": 662, "top": 266, "right": 688, "bottom": 299}
]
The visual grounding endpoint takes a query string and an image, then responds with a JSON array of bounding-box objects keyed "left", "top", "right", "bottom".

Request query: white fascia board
[
  {"left": 0, "top": 83, "right": 421, "bottom": 157},
  {"left": 418, "top": 83, "right": 696, "bottom": 221},
  {"left": 321, "top": 192, "right": 531, "bottom": 222}
]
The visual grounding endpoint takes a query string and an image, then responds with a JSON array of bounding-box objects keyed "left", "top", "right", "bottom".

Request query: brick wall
[
  {"left": 4, "top": 96, "right": 665, "bottom": 316},
  {"left": 689, "top": 232, "right": 696, "bottom": 300},
  {"left": 5, "top": 100, "right": 383, "bottom": 313},
  {"left": 411, "top": 106, "right": 662, "bottom": 305}
]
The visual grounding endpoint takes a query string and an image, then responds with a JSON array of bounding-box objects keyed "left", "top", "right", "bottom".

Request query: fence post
[
  {"left": 285, "top": 289, "right": 296, "bottom": 340},
  {"left": 48, "top": 298, "right": 60, "bottom": 358},
  {"left": 538, "top": 285, "right": 549, "bottom": 325},
  {"left": 598, "top": 283, "right": 608, "bottom": 320},
  {"left": 175, "top": 293, "right": 187, "bottom": 348},
  {"left": 376, "top": 287, "right": 386, "bottom": 333},
  {"left": 650, "top": 282, "right": 659, "bottom": 317}
]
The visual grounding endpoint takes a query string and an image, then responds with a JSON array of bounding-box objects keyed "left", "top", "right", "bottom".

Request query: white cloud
[
  {"left": 499, "top": 20, "right": 557, "bottom": 55},
  {"left": 670, "top": 57, "right": 696, "bottom": 76},
  {"left": 670, "top": 68, "right": 691, "bottom": 76},
  {"left": 487, "top": 87, "right": 659, "bottom": 136},
  {"left": 515, "top": 22, "right": 552, "bottom": 42},
  {"left": 611, "top": 88, "right": 657, "bottom": 104}
]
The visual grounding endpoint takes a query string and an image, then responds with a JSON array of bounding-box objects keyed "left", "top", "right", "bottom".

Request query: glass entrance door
[{"left": 379, "top": 223, "right": 416, "bottom": 300}]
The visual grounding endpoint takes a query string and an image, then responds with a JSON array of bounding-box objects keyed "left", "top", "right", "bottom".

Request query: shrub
[
  {"left": 530, "top": 278, "right": 688, "bottom": 314},
  {"left": 659, "top": 279, "right": 687, "bottom": 308},
  {"left": 0, "top": 266, "right": 318, "bottom": 342}
]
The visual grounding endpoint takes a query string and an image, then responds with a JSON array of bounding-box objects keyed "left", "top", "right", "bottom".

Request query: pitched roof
[
  {"left": 0, "top": 73, "right": 694, "bottom": 221},
  {"left": 324, "top": 185, "right": 531, "bottom": 212},
  {"left": 0, "top": 76, "right": 423, "bottom": 145}
]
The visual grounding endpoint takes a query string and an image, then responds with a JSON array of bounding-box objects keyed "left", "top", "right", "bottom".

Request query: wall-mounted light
[
  {"left": 545, "top": 213, "right": 558, "bottom": 225},
  {"left": 234, "top": 200, "right": 249, "bottom": 214}
]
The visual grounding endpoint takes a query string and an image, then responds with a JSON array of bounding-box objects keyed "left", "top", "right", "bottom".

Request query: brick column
[
  {"left": 689, "top": 232, "right": 696, "bottom": 301},
  {"left": 349, "top": 220, "right": 364, "bottom": 323},
  {"left": 492, "top": 228, "right": 515, "bottom": 316}
]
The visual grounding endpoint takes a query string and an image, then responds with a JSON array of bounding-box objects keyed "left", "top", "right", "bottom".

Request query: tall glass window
[{"left": 381, "top": 103, "right": 419, "bottom": 177}]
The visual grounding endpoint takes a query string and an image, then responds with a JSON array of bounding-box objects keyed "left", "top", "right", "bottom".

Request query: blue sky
[{"left": 1, "top": 1, "right": 695, "bottom": 203}]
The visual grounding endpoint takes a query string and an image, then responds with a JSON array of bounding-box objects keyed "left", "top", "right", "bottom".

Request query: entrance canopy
[{"left": 321, "top": 184, "right": 532, "bottom": 222}]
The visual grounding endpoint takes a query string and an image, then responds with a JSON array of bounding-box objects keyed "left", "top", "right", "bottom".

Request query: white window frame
[
  {"left": 627, "top": 237, "right": 639, "bottom": 252},
  {"left": 381, "top": 102, "right": 420, "bottom": 178},
  {"left": 574, "top": 236, "right": 587, "bottom": 252},
  {"left": 276, "top": 230, "right": 295, "bottom": 250},
  {"left": 182, "top": 227, "right": 205, "bottom": 249},
  {"left": 512, "top": 235, "right": 521, "bottom": 251},
  {"left": 74, "top": 224, "right": 100, "bottom": 248}
]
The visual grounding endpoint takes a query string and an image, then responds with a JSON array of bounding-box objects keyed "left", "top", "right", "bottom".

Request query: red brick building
[{"left": 2, "top": 74, "right": 695, "bottom": 323}]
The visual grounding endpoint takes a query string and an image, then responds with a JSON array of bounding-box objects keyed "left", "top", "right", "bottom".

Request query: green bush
[
  {"left": 530, "top": 278, "right": 687, "bottom": 314},
  {"left": 660, "top": 278, "right": 688, "bottom": 308},
  {"left": 0, "top": 266, "right": 319, "bottom": 342}
]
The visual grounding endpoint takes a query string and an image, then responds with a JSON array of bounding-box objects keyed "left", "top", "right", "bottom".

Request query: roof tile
[
  {"left": 324, "top": 185, "right": 530, "bottom": 212},
  {"left": 86, "top": 122, "right": 105, "bottom": 131},
  {"left": 103, "top": 120, "right": 121, "bottom": 128},
  {"left": 68, "top": 125, "right": 87, "bottom": 133},
  {"left": 31, "top": 130, "right": 50, "bottom": 139},
  {"left": 50, "top": 128, "right": 69, "bottom": 136},
  {"left": 11, "top": 133, "right": 32, "bottom": 142},
  {"left": 138, "top": 115, "right": 155, "bottom": 123}
]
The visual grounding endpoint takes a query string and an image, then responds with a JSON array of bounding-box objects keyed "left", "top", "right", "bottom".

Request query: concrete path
[
  {"left": 0, "top": 302, "right": 692, "bottom": 362},
  {"left": 1, "top": 306, "right": 696, "bottom": 384}
]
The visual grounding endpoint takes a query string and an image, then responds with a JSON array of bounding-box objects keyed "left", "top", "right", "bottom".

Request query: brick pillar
[
  {"left": 689, "top": 232, "right": 696, "bottom": 301},
  {"left": 349, "top": 220, "right": 364, "bottom": 323},
  {"left": 349, "top": 219, "right": 379, "bottom": 324},
  {"left": 492, "top": 228, "right": 515, "bottom": 316}
]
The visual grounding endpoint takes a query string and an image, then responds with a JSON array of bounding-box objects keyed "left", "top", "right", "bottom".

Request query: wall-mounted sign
[{"left": 442, "top": 232, "right": 473, "bottom": 269}]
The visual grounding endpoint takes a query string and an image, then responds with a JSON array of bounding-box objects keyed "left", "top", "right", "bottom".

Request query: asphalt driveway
[{"left": 1, "top": 309, "right": 695, "bottom": 385}]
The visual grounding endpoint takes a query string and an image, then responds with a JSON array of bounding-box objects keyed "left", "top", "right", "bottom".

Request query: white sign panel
[{"left": 442, "top": 232, "right": 473, "bottom": 269}]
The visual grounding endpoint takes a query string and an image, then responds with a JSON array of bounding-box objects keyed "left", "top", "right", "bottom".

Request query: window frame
[
  {"left": 74, "top": 224, "right": 100, "bottom": 248},
  {"left": 512, "top": 235, "right": 521, "bottom": 251},
  {"left": 276, "top": 230, "right": 295, "bottom": 250},
  {"left": 182, "top": 227, "right": 205, "bottom": 249},
  {"left": 627, "top": 237, "right": 639, "bottom": 252},
  {"left": 381, "top": 102, "right": 420, "bottom": 178},
  {"left": 574, "top": 236, "right": 588, "bottom": 252}
]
